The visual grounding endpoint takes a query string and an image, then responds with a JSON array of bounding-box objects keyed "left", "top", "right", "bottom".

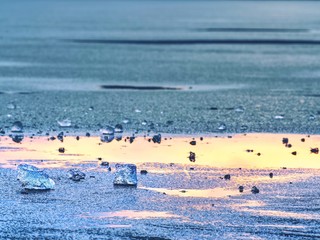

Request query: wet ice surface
[
  {"left": 0, "top": 134, "right": 320, "bottom": 239},
  {"left": 0, "top": 1, "right": 320, "bottom": 134},
  {"left": 1, "top": 89, "right": 320, "bottom": 135},
  {"left": 0, "top": 165, "right": 319, "bottom": 239},
  {"left": 1, "top": 0, "right": 320, "bottom": 238}
]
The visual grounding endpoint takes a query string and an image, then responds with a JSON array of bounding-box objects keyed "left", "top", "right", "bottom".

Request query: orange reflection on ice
[
  {"left": 1, "top": 133, "right": 320, "bottom": 169},
  {"left": 140, "top": 187, "right": 240, "bottom": 198},
  {"left": 231, "top": 200, "right": 319, "bottom": 220},
  {"left": 80, "top": 210, "right": 181, "bottom": 220}
]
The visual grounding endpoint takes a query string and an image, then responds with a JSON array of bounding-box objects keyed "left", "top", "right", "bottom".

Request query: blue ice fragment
[
  {"left": 17, "top": 164, "right": 55, "bottom": 190},
  {"left": 113, "top": 164, "right": 138, "bottom": 186},
  {"left": 68, "top": 168, "right": 86, "bottom": 181}
]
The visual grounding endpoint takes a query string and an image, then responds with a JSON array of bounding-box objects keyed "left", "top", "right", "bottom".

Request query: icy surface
[
  {"left": 0, "top": 1, "right": 319, "bottom": 135},
  {"left": 0, "top": 165, "right": 319, "bottom": 239}
]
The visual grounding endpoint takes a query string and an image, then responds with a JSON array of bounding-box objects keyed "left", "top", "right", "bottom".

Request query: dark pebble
[
  {"left": 152, "top": 134, "right": 161, "bottom": 144},
  {"left": 101, "top": 162, "right": 109, "bottom": 167},
  {"left": 58, "top": 147, "right": 65, "bottom": 153},
  {"left": 310, "top": 148, "right": 319, "bottom": 154},
  {"left": 224, "top": 174, "right": 231, "bottom": 180},
  {"left": 189, "top": 152, "right": 196, "bottom": 162},
  {"left": 251, "top": 186, "right": 260, "bottom": 194},
  {"left": 282, "top": 138, "right": 289, "bottom": 144}
]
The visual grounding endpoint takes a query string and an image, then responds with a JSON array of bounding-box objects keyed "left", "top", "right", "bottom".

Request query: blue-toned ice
[
  {"left": 58, "top": 119, "right": 72, "bottom": 127},
  {"left": 68, "top": 168, "right": 86, "bottom": 181},
  {"left": 100, "top": 125, "right": 115, "bottom": 143},
  {"left": 11, "top": 121, "right": 23, "bottom": 133},
  {"left": 113, "top": 164, "right": 138, "bottom": 186},
  {"left": 17, "top": 164, "right": 55, "bottom": 190}
]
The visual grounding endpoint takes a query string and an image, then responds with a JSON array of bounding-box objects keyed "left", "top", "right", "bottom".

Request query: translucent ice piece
[
  {"left": 17, "top": 164, "right": 55, "bottom": 190},
  {"left": 113, "top": 164, "right": 138, "bottom": 186}
]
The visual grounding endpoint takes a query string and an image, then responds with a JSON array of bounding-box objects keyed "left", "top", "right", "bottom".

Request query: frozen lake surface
[
  {"left": 1, "top": 1, "right": 320, "bottom": 239},
  {"left": 0, "top": 0, "right": 320, "bottom": 134}
]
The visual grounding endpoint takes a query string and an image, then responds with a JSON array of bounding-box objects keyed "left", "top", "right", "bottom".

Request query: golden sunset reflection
[
  {"left": 1, "top": 133, "right": 320, "bottom": 169},
  {"left": 140, "top": 187, "right": 240, "bottom": 198},
  {"left": 230, "top": 200, "right": 319, "bottom": 220},
  {"left": 80, "top": 210, "right": 182, "bottom": 220}
]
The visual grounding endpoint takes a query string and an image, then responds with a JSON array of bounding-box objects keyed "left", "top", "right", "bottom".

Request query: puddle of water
[
  {"left": 141, "top": 186, "right": 240, "bottom": 198},
  {"left": 1, "top": 133, "right": 320, "bottom": 169},
  {"left": 80, "top": 210, "right": 181, "bottom": 220}
]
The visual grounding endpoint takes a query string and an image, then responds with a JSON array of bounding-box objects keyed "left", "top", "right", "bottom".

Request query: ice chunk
[
  {"left": 115, "top": 133, "right": 123, "bottom": 141},
  {"left": 122, "top": 118, "right": 130, "bottom": 124},
  {"left": 141, "top": 120, "right": 147, "bottom": 126},
  {"left": 57, "top": 132, "right": 64, "bottom": 141},
  {"left": 217, "top": 122, "right": 227, "bottom": 131},
  {"left": 17, "top": 164, "right": 40, "bottom": 181},
  {"left": 114, "top": 124, "right": 123, "bottom": 141},
  {"left": 11, "top": 121, "right": 23, "bottom": 133},
  {"left": 67, "top": 168, "right": 86, "bottom": 181},
  {"left": 235, "top": 106, "right": 245, "bottom": 113},
  {"left": 17, "top": 164, "right": 55, "bottom": 190},
  {"left": 113, "top": 164, "right": 138, "bottom": 186},
  {"left": 152, "top": 134, "right": 161, "bottom": 144},
  {"left": 58, "top": 119, "right": 72, "bottom": 127},
  {"left": 100, "top": 125, "right": 114, "bottom": 135},
  {"left": 100, "top": 125, "right": 115, "bottom": 143},
  {"left": 10, "top": 133, "right": 24, "bottom": 143},
  {"left": 7, "top": 103, "right": 16, "bottom": 110},
  {"left": 251, "top": 186, "right": 260, "bottom": 194},
  {"left": 114, "top": 124, "right": 123, "bottom": 133},
  {"left": 101, "top": 134, "right": 114, "bottom": 143}
]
